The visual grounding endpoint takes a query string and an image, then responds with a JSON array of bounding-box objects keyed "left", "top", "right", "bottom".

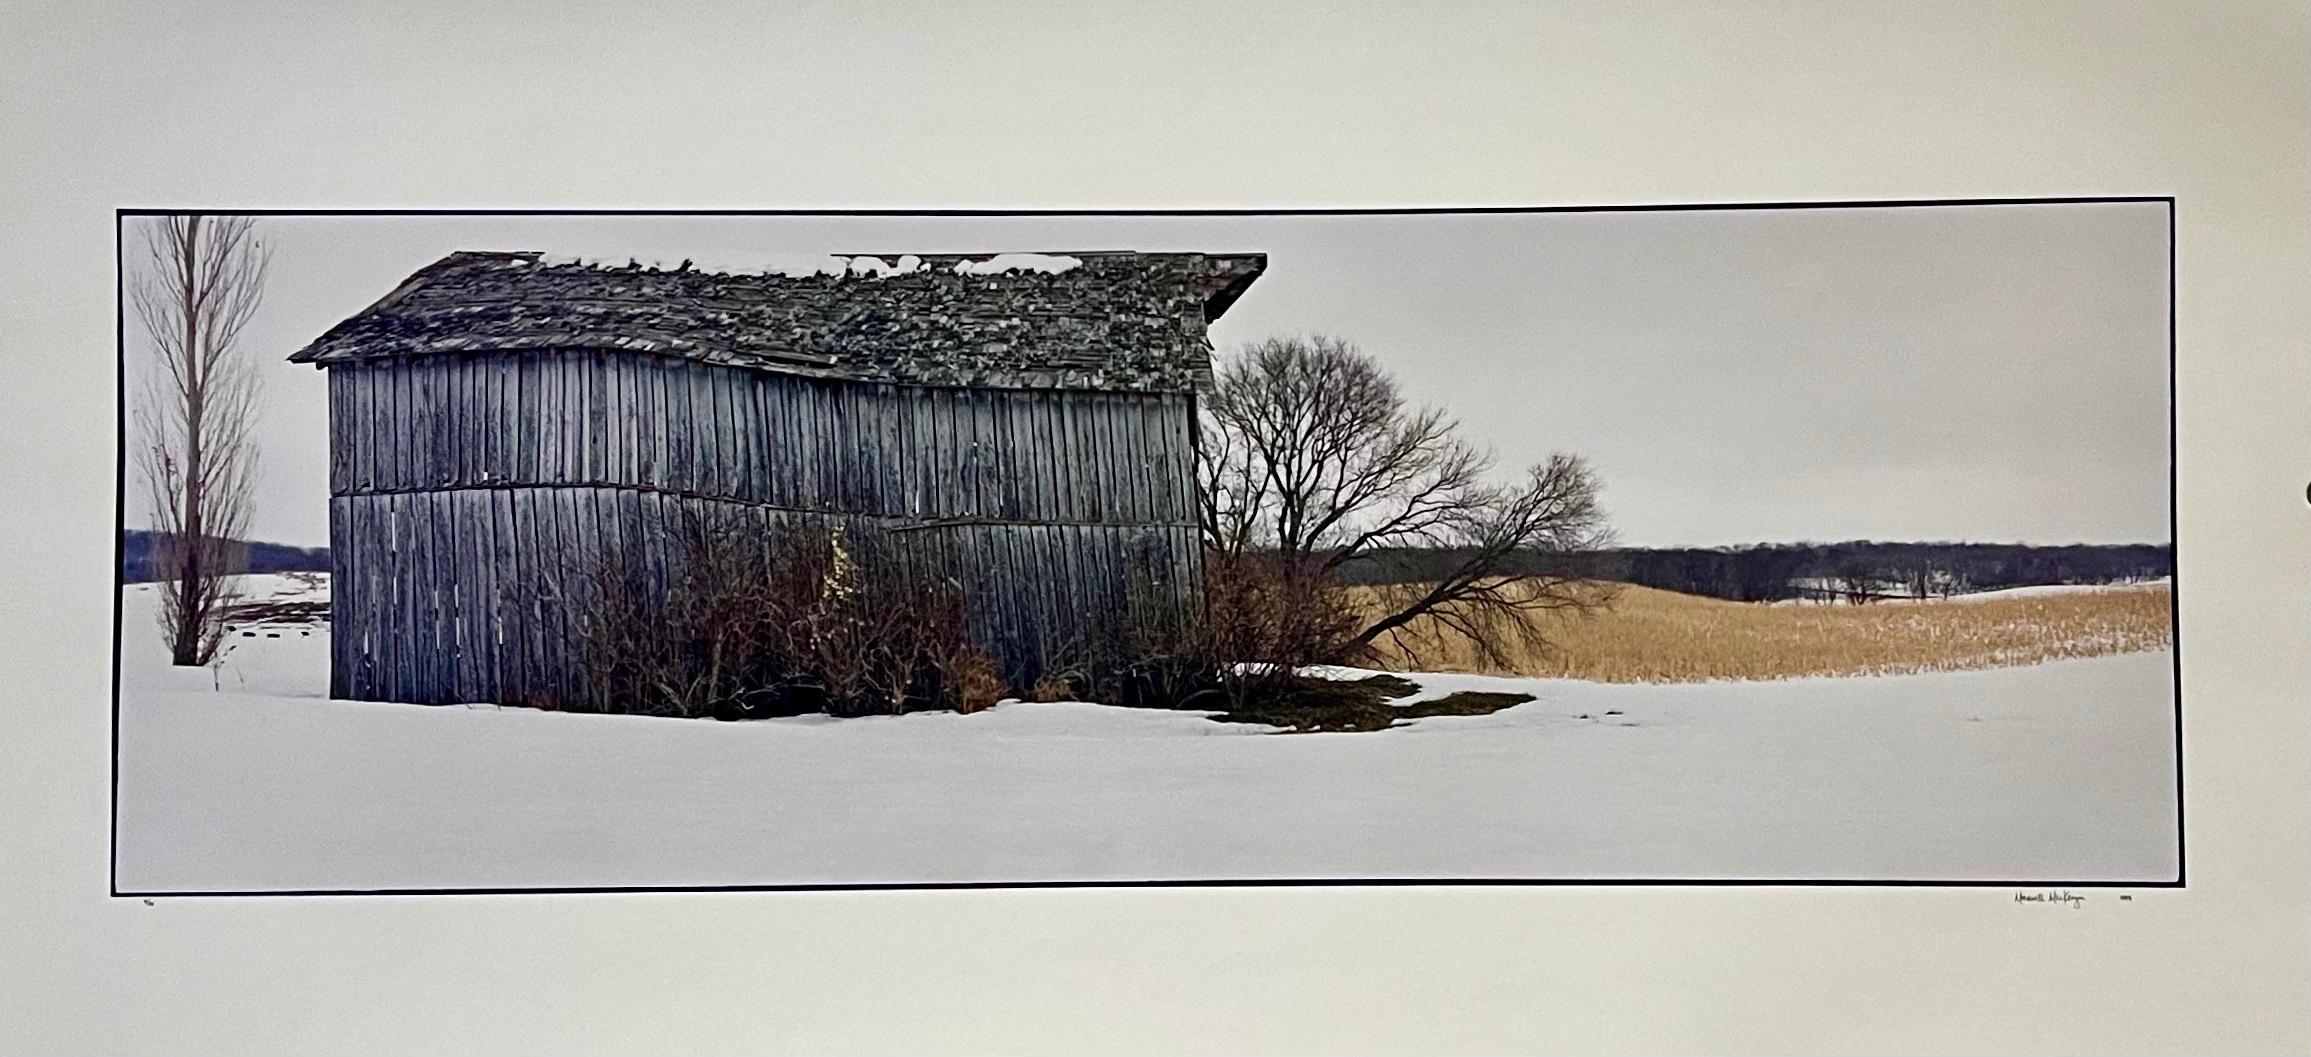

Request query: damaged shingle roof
[{"left": 288, "top": 250, "right": 1267, "bottom": 392}]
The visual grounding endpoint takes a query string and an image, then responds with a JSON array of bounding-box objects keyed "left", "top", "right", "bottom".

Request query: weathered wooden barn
[{"left": 290, "top": 249, "right": 1265, "bottom": 706}]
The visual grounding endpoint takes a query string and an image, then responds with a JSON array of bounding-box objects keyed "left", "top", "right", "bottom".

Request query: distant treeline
[
  {"left": 120, "top": 531, "right": 2175, "bottom": 605},
  {"left": 120, "top": 530, "right": 329, "bottom": 584},
  {"left": 1339, "top": 541, "right": 2173, "bottom": 603}
]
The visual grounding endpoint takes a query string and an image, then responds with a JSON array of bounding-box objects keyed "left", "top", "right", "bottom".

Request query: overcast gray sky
[{"left": 123, "top": 203, "right": 2170, "bottom": 549}]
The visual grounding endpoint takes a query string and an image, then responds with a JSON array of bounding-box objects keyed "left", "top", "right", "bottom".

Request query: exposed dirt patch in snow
[{"left": 1182, "top": 673, "right": 1535, "bottom": 733}]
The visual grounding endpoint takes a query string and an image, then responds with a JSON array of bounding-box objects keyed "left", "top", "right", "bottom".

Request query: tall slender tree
[{"left": 132, "top": 215, "right": 270, "bottom": 666}]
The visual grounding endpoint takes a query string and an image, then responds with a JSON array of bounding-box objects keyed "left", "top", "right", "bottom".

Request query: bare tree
[
  {"left": 1197, "top": 335, "right": 1613, "bottom": 667},
  {"left": 1832, "top": 560, "right": 1880, "bottom": 605},
  {"left": 131, "top": 215, "right": 270, "bottom": 666}
]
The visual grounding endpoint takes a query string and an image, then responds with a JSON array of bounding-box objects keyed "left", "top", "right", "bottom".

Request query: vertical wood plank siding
[{"left": 328, "top": 350, "right": 1200, "bottom": 705}]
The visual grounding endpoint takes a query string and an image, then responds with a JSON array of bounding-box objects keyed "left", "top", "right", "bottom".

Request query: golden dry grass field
[{"left": 1349, "top": 581, "right": 2173, "bottom": 683}]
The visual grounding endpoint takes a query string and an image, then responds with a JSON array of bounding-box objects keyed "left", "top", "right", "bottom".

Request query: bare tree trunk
[
  {"left": 173, "top": 217, "right": 206, "bottom": 666},
  {"left": 133, "top": 214, "right": 270, "bottom": 667}
]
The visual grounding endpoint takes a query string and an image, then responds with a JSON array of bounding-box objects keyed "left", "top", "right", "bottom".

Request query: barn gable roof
[{"left": 288, "top": 250, "right": 1266, "bottom": 392}]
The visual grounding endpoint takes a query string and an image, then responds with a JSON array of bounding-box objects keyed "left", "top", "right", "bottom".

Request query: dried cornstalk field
[{"left": 1348, "top": 581, "right": 2173, "bottom": 682}]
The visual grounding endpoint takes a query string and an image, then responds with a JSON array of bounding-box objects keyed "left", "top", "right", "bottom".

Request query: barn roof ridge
[
  {"left": 430, "top": 247, "right": 1256, "bottom": 272},
  {"left": 289, "top": 247, "right": 1266, "bottom": 394}
]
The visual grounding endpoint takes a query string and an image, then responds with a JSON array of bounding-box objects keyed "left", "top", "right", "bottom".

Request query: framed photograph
[{"left": 111, "top": 202, "right": 2179, "bottom": 895}]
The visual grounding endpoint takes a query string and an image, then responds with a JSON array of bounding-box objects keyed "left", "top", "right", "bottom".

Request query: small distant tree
[
  {"left": 1197, "top": 335, "right": 1613, "bottom": 669},
  {"left": 131, "top": 215, "right": 271, "bottom": 666},
  {"left": 1832, "top": 558, "right": 1880, "bottom": 605}
]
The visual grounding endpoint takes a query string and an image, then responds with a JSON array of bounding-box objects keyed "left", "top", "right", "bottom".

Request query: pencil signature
[{"left": 2013, "top": 889, "right": 2087, "bottom": 909}]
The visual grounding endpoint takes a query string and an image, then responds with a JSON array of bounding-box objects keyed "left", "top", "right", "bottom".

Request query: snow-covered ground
[
  {"left": 1771, "top": 577, "right": 2170, "bottom": 606},
  {"left": 114, "top": 576, "right": 2180, "bottom": 892},
  {"left": 1938, "top": 577, "right": 2171, "bottom": 603}
]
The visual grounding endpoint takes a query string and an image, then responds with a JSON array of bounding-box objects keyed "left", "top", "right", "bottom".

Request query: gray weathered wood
[{"left": 324, "top": 346, "right": 1204, "bottom": 701}]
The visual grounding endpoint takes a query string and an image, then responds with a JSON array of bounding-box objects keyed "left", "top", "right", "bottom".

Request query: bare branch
[{"left": 1345, "top": 454, "right": 1615, "bottom": 659}]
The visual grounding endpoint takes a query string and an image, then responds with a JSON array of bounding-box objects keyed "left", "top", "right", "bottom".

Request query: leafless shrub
[
  {"left": 570, "top": 508, "right": 771, "bottom": 716},
  {"left": 1192, "top": 551, "right": 1362, "bottom": 704},
  {"left": 572, "top": 509, "right": 1003, "bottom": 719},
  {"left": 1100, "top": 548, "right": 1363, "bottom": 712}
]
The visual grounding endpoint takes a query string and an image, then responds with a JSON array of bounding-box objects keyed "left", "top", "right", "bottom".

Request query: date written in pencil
[{"left": 2013, "top": 890, "right": 2088, "bottom": 909}]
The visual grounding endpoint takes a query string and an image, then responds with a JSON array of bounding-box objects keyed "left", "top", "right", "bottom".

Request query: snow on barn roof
[{"left": 288, "top": 249, "right": 1267, "bottom": 392}]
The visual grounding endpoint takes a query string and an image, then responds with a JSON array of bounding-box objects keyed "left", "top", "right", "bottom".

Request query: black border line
[
  {"left": 110, "top": 196, "right": 2185, "bottom": 898},
  {"left": 2168, "top": 198, "right": 2184, "bottom": 887},
  {"left": 113, "top": 197, "right": 2174, "bottom": 219},
  {"left": 116, "top": 877, "right": 2173, "bottom": 898},
  {"left": 110, "top": 213, "right": 127, "bottom": 896}
]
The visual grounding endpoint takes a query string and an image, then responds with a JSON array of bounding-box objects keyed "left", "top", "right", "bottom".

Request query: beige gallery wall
[{"left": 0, "top": 2, "right": 2304, "bottom": 1054}]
